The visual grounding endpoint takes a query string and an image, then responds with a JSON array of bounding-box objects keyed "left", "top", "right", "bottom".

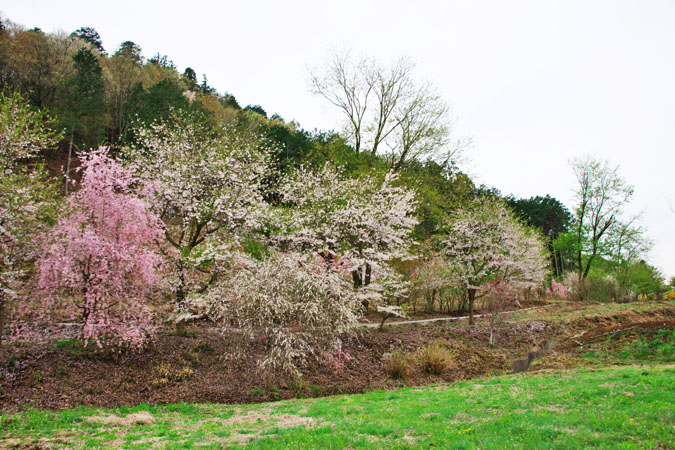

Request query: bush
[
  {"left": 384, "top": 350, "right": 416, "bottom": 379},
  {"left": 153, "top": 363, "right": 194, "bottom": 386},
  {"left": 416, "top": 342, "right": 453, "bottom": 375},
  {"left": 207, "top": 252, "right": 362, "bottom": 378}
]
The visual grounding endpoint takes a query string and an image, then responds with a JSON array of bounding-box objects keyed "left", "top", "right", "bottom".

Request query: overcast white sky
[{"left": 3, "top": 0, "right": 675, "bottom": 279}]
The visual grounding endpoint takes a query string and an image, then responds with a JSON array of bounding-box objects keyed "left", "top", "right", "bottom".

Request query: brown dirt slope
[{"left": 0, "top": 301, "right": 672, "bottom": 413}]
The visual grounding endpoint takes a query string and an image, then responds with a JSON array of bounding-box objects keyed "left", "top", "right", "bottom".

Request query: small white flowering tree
[
  {"left": 207, "top": 251, "right": 361, "bottom": 377},
  {"left": 0, "top": 92, "right": 60, "bottom": 175},
  {"left": 127, "top": 111, "right": 273, "bottom": 318},
  {"left": 441, "top": 197, "right": 549, "bottom": 325},
  {"left": 276, "top": 164, "right": 418, "bottom": 311},
  {"left": 0, "top": 92, "right": 59, "bottom": 345}
]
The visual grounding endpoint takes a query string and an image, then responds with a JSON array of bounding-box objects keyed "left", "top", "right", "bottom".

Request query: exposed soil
[
  {"left": 531, "top": 308, "right": 675, "bottom": 372},
  {"left": 574, "top": 319, "right": 675, "bottom": 342},
  {"left": 0, "top": 303, "right": 672, "bottom": 413},
  {"left": 560, "top": 310, "right": 675, "bottom": 348}
]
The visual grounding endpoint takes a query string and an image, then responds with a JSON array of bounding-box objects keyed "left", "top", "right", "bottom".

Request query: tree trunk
[
  {"left": 468, "top": 288, "right": 476, "bottom": 326},
  {"left": 0, "top": 288, "right": 5, "bottom": 348},
  {"left": 379, "top": 313, "right": 392, "bottom": 330},
  {"left": 65, "top": 129, "right": 74, "bottom": 195},
  {"left": 351, "top": 269, "right": 362, "bottom": 288},
  {"left": 175, "top": 260, "right": 188, "bottom": 332},
  {"left": 582, "top": 255, "right": 594, "bottom": 280},
  {"left": 176, "top": 261, "right": 187, "bottom": 306},
  {"left": 352, "top": 264, "right": 372, "bottom": 311}
]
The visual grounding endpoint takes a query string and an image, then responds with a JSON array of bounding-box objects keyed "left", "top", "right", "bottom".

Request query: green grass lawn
[
  {"left": 1, "top": 364, "right": 673, "bottom": 449},
  {"left": 579, "top": 329, "right": 675, "bottom": 365}
]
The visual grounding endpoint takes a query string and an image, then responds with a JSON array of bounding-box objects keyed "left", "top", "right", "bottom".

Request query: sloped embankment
[{"left": 0, "top": 302, "right": 672, "bottom": 413}]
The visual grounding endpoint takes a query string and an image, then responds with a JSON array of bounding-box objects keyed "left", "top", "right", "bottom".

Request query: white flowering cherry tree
[
  {"left": 441, "top": 197, "right": 549, "bottom": 325},
  {"left": 128, "top": 111, "right": 273, "bottom": 318},
  {"left": 276, "top": 164, "right": 418, "bottom": 312}
]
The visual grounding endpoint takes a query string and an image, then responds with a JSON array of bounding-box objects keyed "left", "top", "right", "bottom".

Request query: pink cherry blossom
[{"left": 36, "top": 147, "right": 165, "bottom": 350}]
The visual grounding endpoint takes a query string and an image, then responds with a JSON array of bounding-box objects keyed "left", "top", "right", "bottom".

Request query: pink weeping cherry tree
[{"left": 36, "top": 147, "right": 165, "bottom": 350}]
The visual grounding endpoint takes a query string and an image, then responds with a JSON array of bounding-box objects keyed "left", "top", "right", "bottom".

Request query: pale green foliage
[
  {"left": 0, "top": 92, "right": 58, "bottom": 343},
  {"left": 0, "top": 91, "right": 59, "bottom": 174},
  {"left": 571, "top": 156, "right": 636, "bottom": 281}
]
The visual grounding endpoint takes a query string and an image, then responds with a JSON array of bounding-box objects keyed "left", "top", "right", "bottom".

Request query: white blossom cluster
[
  {"left": 207, "top": 252, "right": 362, "bottom": 377},
  {"left": 278, "top": 164, "right": 417, "bottom": 266},
  {"left": 442, "top": 197, "right": 549, "bottom": 298},
  {"left": 128, "top": 113, "right": 274, "bottom": 310}
]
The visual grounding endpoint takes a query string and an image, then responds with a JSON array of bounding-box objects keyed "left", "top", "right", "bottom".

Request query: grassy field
[
  {"left": 578, "top": 329, "right": 675, "bottom": 365},
  {"left": 1, "top": 364, "right": 673, "bottom": 449}
]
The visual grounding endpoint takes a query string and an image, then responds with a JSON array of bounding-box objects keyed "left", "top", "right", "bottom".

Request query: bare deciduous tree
[
  {"left": 310, "top": 52, "right": 464, "bottom": 168},
  {"left": 367, "top": 57, "right": 414, "bottom": 157},
  {"left": 310, "top": 51, "right": 374, "bottom": 156},
  {"left": 389, "top": 82, "right": 468, "bottom": 171}
]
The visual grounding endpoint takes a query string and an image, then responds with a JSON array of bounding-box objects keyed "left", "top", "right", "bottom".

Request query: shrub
[
  {"left": 546, "top": 278, "right": 569, "bottom": 300},
  {"left": 384, "top": 350, "right": 416, "bottom": 379},
  {"left": 416, "top": 342, "right": 453, "bottom": 375},
  {"left": 206, "top": 252, "right": 362, "bottom": 377},
  {"left": 153, "top": 363, "right": 194, "bottom": 386}
]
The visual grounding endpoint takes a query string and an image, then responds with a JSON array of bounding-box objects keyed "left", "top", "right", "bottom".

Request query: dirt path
[{"left": 360, "top": 306, "right": 543, "bottom": 328}]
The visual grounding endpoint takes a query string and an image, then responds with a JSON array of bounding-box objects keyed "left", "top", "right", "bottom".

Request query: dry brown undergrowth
[{"left": 87, "top": 411, "right": 155, "bottom": 426}]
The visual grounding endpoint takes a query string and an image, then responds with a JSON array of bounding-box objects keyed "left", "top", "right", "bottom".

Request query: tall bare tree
[
  {"left": 310, "top": 52, "right": 463, "bottom": 167},
  {"left": 367, "top": 57, "right": 414, "bottom": 157},
  {"left": 389, "top": 82, "right": 465, "bottom": 171},
  {"left": 309, "top": 51, "right": 374, "bottom": 156}
]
